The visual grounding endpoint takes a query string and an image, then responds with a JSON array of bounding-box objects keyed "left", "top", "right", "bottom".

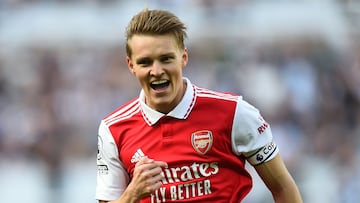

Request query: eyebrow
[
  {"left": 159, "top": 52, "right": 176, "bottom": 59},
  {"left": 162, "top": 52, "right": 176, "bottom": 57}
]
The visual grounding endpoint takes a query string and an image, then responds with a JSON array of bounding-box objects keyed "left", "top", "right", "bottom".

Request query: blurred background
[{"left": 0, "top": 0, "right": 359, "bottom": 202}]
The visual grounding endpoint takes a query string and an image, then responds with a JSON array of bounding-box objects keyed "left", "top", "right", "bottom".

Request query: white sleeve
[
  {"left": 231, "top": 97, "right": 279, "bottom": 166},
  {"left": 96, "top": 120, "right": 129, "bottom": 201}
]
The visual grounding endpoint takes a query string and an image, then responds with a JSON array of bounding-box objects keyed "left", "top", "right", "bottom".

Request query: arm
[
  {"left": 254, "top": 154, "right": 303, "bottom": 203},
  {"left": 97, "top": 121, "right": 167, "bottom": 203},
  {"left": 232, "top": 98, "right": 302, "bottom": 202},
  {"left": 98, "top": 157, "right": 167, "bottom": 203}
]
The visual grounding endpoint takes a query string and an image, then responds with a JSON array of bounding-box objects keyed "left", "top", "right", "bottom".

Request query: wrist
[{"left": 117, "top": 185, "right": 141, "bottom": 203}]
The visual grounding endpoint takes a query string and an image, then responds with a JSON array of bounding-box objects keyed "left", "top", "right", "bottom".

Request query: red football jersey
[{"left": 96, "top": 78, "right": 278, "bottom": 202}]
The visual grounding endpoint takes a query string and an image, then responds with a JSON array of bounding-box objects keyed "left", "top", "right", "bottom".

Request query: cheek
[
  {"left": 169, "top": 69, "right": 183, "bottom": 87},
  {"left": 132, "top": 66, "right": 147, "bottom": 77},
  {"left": 176, "top": 64, "right": 184, "bottom": 76},
  {"left": 134, "top": 70, "right": 149, "bottom": 84}
]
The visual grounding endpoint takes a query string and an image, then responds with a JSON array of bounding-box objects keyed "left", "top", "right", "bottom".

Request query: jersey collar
[{"left": 139, "top": 78, "right": 196, "bottom": 126}]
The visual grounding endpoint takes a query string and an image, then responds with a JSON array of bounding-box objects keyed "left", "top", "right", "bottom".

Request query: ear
[
  {"left": 126, "top": 56, "right": 135, "bottom": 75},
  {"left": 182, "top": 48, "right": 188, "bottom": 68}
]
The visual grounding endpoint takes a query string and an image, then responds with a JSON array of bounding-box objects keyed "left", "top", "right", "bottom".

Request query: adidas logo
[{"left": 131, "top": 148, "right": 146, "bottom": 163}]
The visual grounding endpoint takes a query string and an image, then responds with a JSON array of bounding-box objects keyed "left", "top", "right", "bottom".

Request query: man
[{"left": 96, "top": 8, "right": 303, "bottom": 203}]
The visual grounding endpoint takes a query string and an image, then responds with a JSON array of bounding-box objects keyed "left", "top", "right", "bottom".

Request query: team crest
[{"left": 191, "top": 130, "right": 213, "bottom": 155}]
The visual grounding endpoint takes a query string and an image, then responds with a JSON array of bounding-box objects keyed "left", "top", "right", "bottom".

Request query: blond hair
[{"left": 125, "top": 9, "right": 187, "bottom": 57}]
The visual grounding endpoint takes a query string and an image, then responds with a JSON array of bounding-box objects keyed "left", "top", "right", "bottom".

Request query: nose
[{"left": 150, "top": 61, "right": 164, "bottom": 76}]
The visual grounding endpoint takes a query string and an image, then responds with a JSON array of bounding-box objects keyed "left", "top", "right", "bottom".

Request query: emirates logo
[{"left": 191, "top": 130, "right": 213, "bottom": 155}]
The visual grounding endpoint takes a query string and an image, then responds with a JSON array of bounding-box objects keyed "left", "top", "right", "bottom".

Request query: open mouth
[{"left": 150, "top": 79, "right": 170, "bottom": 91}]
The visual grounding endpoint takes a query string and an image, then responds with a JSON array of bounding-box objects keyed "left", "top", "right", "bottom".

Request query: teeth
[{"left": 152, "top": 80, "right": 168, "bottom": 85}]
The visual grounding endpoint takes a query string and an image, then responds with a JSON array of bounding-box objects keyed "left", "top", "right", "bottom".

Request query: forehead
[{"left": 128, "top": 34, "right": 181, "bottom": 58}]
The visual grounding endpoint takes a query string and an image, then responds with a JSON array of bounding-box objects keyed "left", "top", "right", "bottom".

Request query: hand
[{"left": 127, "top": 157, "right": 168, "bottom": 200}]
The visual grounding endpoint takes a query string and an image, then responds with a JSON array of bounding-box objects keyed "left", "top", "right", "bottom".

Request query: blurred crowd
[{"left": 0, "top": 1, "right": 359, "bottom": 203}]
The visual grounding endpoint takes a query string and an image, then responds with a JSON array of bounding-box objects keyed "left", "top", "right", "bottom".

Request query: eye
[
  {"left": 137, "top": 58, "right": 152, "bottom": 67},
  {"left": 160, "top": 55, "right": 173, "bottom": 63}
]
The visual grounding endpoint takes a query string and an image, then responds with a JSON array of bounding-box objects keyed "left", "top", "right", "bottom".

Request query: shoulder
[{"left": 102, "top": 97, "right": 141, "bottom": 127}]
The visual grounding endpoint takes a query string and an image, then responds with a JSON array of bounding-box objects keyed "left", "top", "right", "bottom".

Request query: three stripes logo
[{"left": 131, "top": 148, "right": 146, "bottom": 163}]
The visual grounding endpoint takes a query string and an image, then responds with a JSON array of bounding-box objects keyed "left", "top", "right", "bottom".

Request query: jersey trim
[
  {"left": 195, "top": 86, "right": 239, "bottom": 102},
  {"left": 103, "top": 99, "right": 141, "bottom": 127}
]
